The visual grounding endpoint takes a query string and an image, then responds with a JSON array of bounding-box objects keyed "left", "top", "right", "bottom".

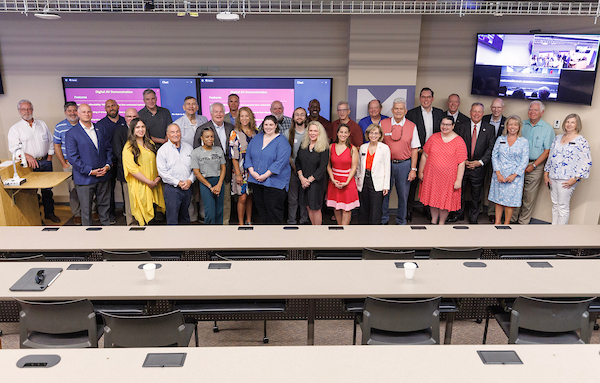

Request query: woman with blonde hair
[
  {"left": 229, "top": 106, "right": 257, "bottom": 225},
  {"left": 544, "top": 113, "right": 592, "bottom": 224},
  {"left": 295, "top": 121, "right": 330, "bottom": 225},
  {"left": 122, "top": 118, "right": 165, "bottom": 225},
  {"left": 356, "top": 124, "right": 391, "bottom": 225}
]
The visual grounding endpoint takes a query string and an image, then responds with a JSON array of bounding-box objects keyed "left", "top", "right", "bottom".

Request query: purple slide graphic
[
  {"left": 201, "top": 89, "right": 294, "bottom": 125},
  {"left": 65, "top": 88, "right": 161, "bottom": 123}
]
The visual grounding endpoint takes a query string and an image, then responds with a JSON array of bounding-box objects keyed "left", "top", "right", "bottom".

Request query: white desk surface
[
  {"left": 0, "top": 224, "right": 599, "bottom": 251},
  {"left": 2, "top": 259, "right": 600, "bottom": 300},
  {"left": 1, "top": 345, "right": 599, "bottom": 382}
]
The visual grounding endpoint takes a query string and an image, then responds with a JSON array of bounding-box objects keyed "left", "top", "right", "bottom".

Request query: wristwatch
[{"left": 411, "top": 168, "right": 418, "bottom": 172}]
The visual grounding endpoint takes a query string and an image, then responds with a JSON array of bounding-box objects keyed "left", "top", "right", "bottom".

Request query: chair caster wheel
[
  {"left": 263, "top": 337, "right": 269, "bottom": 344},
  {"left": 594, "top": 323, "right": 599, "bottom": 331},
  {"left": 475, "top": 319, "right": 483, "bottom": 324},
  {"left": 213, "top": 327, "right": 219, "bottom": 333}
]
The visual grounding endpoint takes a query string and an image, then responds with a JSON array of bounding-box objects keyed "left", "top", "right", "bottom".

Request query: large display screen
[
  {"left": 199, "top": 77, "right": 332, "bottom": 124},
  {"left": 472, "top": 33, "right": 600, "bottom": 105},
  {"left": 62, "top": 77, "right": 198, "bottom": 123}
]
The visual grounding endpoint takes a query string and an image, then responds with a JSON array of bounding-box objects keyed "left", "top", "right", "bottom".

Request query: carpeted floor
[{"left": 2, "top": 318, "right": 599, "bottom": 349}]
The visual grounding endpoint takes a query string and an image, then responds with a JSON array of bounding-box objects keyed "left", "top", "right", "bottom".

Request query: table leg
[{"left": 307, "top": 298, "right": 315, "bottom": 345}]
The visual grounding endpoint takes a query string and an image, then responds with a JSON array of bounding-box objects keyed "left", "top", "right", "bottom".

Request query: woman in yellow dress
[{"left": 122, "top": 118, "right": 165, "bottom": 225}]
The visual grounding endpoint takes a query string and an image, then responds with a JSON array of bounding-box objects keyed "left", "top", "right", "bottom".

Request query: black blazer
[
  {"left": 193, "top": 120, "right": 235, "bottom": 182},
  {"left": 456, "top": 120, "right": 495, "bottom": 176},
  {"left": 482, "top": 114, "right": 507, "bottom": 139},
  {"left": 445, "top": 110, "right": 470, "bottom": 126},
  {"left": 406, "top": 106, "right": 445, "bottom": 147}
]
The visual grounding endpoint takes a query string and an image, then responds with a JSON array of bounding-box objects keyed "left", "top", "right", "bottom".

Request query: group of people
[{"left": 6, "top": 87, "right": 591, "bottom": 226}]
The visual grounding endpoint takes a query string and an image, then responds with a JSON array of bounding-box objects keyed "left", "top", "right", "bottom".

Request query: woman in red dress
[
  {"left": 418, "top": 116, "right": 467, "bottom": 225},
  {"left": 327, "top": 123, "right": 359, "bottom": 225}
]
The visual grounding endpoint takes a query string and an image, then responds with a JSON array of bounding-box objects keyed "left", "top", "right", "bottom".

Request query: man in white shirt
[
  {"left": 157, "top": 124, "right": 195, "bottom": 225},
  {"left": 8, "top": 99, "right": 60, "bottom": 223},
  {"left": 173, "top": 96, "right": 209, "bottom": 147}
]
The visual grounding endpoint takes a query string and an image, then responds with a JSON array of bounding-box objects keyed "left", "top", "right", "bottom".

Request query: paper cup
[
  {"left": 143, "top": 263, "right": 156, "bottom": 280},
  {"left": 404, "top": 262, "right": 417, "bottom": 280}
]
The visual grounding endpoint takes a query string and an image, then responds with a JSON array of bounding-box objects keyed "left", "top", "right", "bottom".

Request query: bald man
[
  {"left": 65, "top": 104, "right": 113, "bottom": 226},
  {"left": 96, "top": 99, "right": 127, "bottom": 223},
  {"left": 112, "top": 107, "right": 138, "bottom": 225}
]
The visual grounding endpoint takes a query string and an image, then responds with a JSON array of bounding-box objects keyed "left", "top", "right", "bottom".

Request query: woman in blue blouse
[
  {"left": 543, "top": 114, "right": 592, "bottom": 225},
  {"left": 245, "top": 115, "right": 292, "bottom": 224},
  {"left": 488, "top": 115, "right": 529, "bottom": 225}
]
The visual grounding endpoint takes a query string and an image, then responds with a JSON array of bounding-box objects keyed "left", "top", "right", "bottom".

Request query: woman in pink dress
[
  {"left": 326, "top": 123, "right": 359, "bottom": 225},
  {"left": 418, "top": 116, "right": 467, "bottom": 225}
]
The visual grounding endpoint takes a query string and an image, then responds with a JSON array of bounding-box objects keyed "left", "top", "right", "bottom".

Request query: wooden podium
[{"left": 0, "top": 160, "right": 71, "bottom": 226}]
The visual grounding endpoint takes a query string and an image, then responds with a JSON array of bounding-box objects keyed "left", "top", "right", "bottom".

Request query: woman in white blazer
[{"left": 356, "top": 124, "right": 391, "bottom": 225}]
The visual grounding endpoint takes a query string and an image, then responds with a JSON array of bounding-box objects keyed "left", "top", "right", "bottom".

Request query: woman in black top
[{"left": 295, "top": 121, "right": 330, "bottom": 225}]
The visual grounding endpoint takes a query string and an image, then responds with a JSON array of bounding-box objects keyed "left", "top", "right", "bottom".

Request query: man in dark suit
[
  {"left": 406, "top": 87, "right": 445, "bottom": 220},
  {"left": 482, "top": 98, "right": 507, "bottom": 222},
  {"left": 193, "top": 102, "right": 234, "bottom": 225},
  {"left": 444, "top": 93, "right": 470, "bottom": 125},
  {"left": 65, "top": 104, "right": 113, "bottom": 226},
  {"left": 449, "top": 103, "right": 495, "bottom": 224}
]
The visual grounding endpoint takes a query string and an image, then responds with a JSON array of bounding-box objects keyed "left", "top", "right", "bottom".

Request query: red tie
[{"left": 471, "top": 125, "right": 477, "bottom": 157}]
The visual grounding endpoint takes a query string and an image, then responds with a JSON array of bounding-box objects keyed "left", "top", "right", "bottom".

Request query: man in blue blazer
[{"left": 65, "top": 104, "right": 113, "bottom": 226}]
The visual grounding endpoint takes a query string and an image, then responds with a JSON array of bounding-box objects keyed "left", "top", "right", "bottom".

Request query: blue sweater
[{"left": 245, "top": 133, "right": 291, "bottom": 190}]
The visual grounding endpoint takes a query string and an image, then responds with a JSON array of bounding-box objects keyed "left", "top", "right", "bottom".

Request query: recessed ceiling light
[{"left": 216, "top": 11, "right": 239, "bottom": 21}]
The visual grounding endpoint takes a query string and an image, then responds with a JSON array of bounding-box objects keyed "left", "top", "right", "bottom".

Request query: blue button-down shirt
[{"left": 522, "top": 118, "right": 555, "bottom": 160}]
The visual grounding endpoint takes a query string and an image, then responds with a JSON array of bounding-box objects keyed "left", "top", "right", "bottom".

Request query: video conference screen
[
  {"left": 199, "top": 77, "right": 332, "bottom": 125},
  {"left": 472, "top": 33, "right": 600, "bottom": 105},
  {"left": 62, "top": 76, "right": 333, "bottom": 125}
]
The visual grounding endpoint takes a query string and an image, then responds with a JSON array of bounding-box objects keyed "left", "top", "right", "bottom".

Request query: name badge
[
  {"left": 500, "top": 141, "right": 506, "bottom": 144},
  {"left": 384, "top": 133, "right": 392, "bottom": 136},
  {"left": 294, "top": 139, "right": 298, "bottom": 144},
  {"left": 42, "top": 133, "right": 48, "bottom": 141},
  {"left": 569, "top": 142, "right": 576, "bottom": 145}
]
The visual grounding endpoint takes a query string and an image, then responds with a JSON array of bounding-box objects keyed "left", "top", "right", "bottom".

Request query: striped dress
[{"left": 326, "top": 144, "right": 360, "bottom": 211}]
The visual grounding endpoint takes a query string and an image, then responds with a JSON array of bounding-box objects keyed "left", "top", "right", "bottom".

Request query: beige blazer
[{"left": 356, "top": 142, "right": 391, "bottom": 192}]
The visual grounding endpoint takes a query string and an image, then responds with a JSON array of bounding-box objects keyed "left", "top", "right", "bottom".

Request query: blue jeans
[
  {"left": 199, "top": 177, "right": 224, "bottom": 225},
  {"left": 164, "top": 184, "right": 192, "bottom": 225},
  {"left": 35, "top": 159, "right": 55, "bottom": 216},
  {"left": 382, "top": 160, "right": 411, "bottom": 225}
]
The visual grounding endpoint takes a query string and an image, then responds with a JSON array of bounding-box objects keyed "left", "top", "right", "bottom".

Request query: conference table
[
  {"left": 1, "top": 344, "right": 600, "bottom": 382},
  {"left": 0, "top": 224, "right": 599, "bottom": 251},
  {"left": 2, "top": 259, "right": 600, "bottom": 344}
]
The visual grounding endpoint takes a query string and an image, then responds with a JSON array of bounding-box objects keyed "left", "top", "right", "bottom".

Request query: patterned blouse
[{"left": 544, "top": 134, "right": 592, "bottom": 180}]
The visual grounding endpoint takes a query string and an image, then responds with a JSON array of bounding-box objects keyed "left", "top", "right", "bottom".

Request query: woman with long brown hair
[{"left": 122, "top": 118, "right": 165, "bottom": 225}]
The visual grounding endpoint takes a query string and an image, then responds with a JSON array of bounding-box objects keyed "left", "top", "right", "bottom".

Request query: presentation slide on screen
[
  {"left": 200, "top": 78, "right": 332, "bottom": 125},
  {"left": 63, "top": 77, "right": 197, "bottom": 123}
]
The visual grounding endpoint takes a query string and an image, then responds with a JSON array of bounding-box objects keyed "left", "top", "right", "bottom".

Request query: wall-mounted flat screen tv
[
  {"left": 62, "top": 77, "right": 198, "bottom": 123},
  {"left": 472, "top": 33, "right": 600, "bottom": 105},
  {"left": 199, "top": 77, "right": 332, "bottom": 125}
]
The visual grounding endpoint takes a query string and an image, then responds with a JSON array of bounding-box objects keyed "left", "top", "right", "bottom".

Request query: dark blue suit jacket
[{"left": 65, "top": 123, "right": 113, "bottom": 185}]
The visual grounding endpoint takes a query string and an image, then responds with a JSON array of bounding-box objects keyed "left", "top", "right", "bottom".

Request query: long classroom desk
[
  {"left": 3, "top": 260, "right": 600, "bottom": 344},
  {"left": 0, "top": 224, "right": 600, "bottom": 251},
  {"left": 2, "top": 345, "right": 600, "bottom": 382}
]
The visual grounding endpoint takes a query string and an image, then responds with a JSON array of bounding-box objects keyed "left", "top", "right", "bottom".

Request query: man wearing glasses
[
  {"left": 380, "top": 98, "right": 420, "bottom": 225},
  {"left": 331, "top": 101, "right": 363, "bottom": 148}
]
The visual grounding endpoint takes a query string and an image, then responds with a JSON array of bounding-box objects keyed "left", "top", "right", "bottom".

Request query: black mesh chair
[
  {"left": 101, "top": 249, "right": 153, "bottom": 261},
  {"left": 102, "top": 310, "right": 195, "bottom": 347},
  {"left": 96, "top": 249, "right": 151, "bottom": 317},
  {"left": 15, "top": 298, "right": 103, "bottom": 348},
  {"left": 361, "top": 296, "right": 442, "bottom": 345},
  {"left": 176, "top": 250, "right": 288, "bottom": 344},
  {"left": 429, "top": 247, "right": 482, "bottom": 259},
  {"left": 483, "top": 296, "right": 596, "bottom": 344},
  {"left": 0, "top": 254, "right": 46, "bottom": 262}
]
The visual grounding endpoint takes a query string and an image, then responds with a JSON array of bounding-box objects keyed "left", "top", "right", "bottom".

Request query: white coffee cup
[
  {"left": 143, "top": 263, "right": 156, "bottom": 281},
  {"left": 404, "top": 262, "right": 417, "bottom": 280}
]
